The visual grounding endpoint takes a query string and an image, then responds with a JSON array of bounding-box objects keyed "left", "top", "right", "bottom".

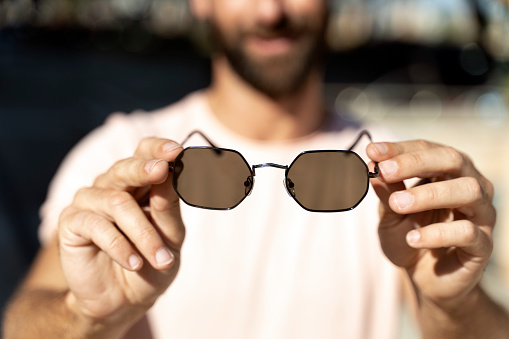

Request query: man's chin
[{"left": 239, "top": 63, "right": 311, "bottom": 98}]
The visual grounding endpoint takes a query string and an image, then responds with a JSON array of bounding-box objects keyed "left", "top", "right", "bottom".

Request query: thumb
[
  {"left": 370, "top": 173, "right": 417, "bottom": 267},
  {"left": 148, "top": 148, "right": 186, "bottom": 250},
  {"left": 150, "top": 174, "right": 185, "bottom": 249},
  {"left": 370, "top": 175, "right": 406, "bottom": 226}
]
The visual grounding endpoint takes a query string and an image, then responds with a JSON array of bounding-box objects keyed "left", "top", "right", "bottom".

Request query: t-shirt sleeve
[{"left": 38, "top": 112, "right": 146, "bottom": 245}]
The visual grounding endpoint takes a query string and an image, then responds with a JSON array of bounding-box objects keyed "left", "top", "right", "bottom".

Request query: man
[{"left": 4, "top": 0, "right": 509, "bottom": 338}]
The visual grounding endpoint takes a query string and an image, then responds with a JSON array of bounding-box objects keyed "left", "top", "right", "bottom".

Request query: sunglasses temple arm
[
  {"left": 180, "top": 130, "right": 219, "bottom": 148},
  {"left": 169, "top": 130, "right": 222, "bottom": 173},
  {"left": 347, "top": 130, "right": 374, "bottom": 151}
]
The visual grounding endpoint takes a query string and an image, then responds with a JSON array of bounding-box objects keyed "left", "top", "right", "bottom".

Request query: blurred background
[{"left": 1, "top": 0, "right": 508, "bottom": 336}]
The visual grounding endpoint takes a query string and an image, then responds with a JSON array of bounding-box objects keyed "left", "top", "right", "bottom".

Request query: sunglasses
[{"left": 169, "top": 130, "right": 379, "bottom": 212}]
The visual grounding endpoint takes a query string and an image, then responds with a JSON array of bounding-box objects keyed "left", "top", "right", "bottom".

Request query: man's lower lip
[{"left": 247, "top": 37, "right": 295, "bottom": 55}]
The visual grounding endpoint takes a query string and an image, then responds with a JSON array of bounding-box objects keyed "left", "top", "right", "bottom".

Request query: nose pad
[
  {"left": 284, "top": 178, "right": 295, "bottom": 198},
  {"left": 244, "top": 176, "right": 254, "bottom": 196}
]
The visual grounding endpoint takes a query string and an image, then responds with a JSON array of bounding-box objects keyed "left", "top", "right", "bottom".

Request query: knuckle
[
  {"left": 109, "top": 158, "right": 130, "bottom": 178},
  {"left": 83, "top": 212, "right": 106, "bottom": 232},
  {"left": 423, "top": 183, "right": 440, "bottom": 203},
  {"left": 59, "top": 205, "right": 74, "bottom": 222},
  {"left": 93, "top": 172, "right": 107, "bottom": 186},
  {"left": 489, "top": 205, "right": 497, "bottom": 226},
  {"left": 105, "top": 232, "right": 128, "bottom": 253},
  {"left": 73, "top": 186, "right": 92, "bottom": 204},
  {"left": 93, "top": 158, "right": 133, "bottom": 188},
  {"left": 137, "top": 137, "right": 158, "bottom": 154},
  {"left": 443, "top": 146, "right": 466, "bottom": 170},
  {"left": 407, "top": 152, "right": 425, "bottom": 169},
  {"left": 462, "top": 177, "right": 483, "bottom": 202},
  {"left": 150, "top": 194, "right": 172, "bottom": 213},
  {"left": 58, "top": 209, "right": 102, "bottom": 244},
  {"left": 62, "top": 207, "right": 87, "bottom": 228},
  {"left": 139, "top": 136, "right": 157, "bottom": 147},
  {"left": 460, "top": 221, "right": 477, "bottom": 244},
  {"left": 135, "top": 226, "right": 159, "bottom": 248},
  {"left": 415, "top": 139, "right": 432, "bottom": 150},
  {"left": 58, "top": 206, "right": 77, "bottom": 234},
  {"left": 108, "top": 190, "right": 134, "bottom": 210},
  {"left": 482, "top": 178, "right": 495, "bottom": 202},
  {"left": 167, "top": 198, "right": 182, "bottom": 215}
]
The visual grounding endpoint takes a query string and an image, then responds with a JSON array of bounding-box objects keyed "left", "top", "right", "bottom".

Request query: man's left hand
[{"left": 366, "top": 139, "right": 495, "bottom": 308}]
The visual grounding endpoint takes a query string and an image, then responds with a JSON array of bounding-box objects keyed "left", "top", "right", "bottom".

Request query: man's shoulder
[
  {"left": 149, "top": 90, "right": 207, "bottom": 117},
  {"left": 98, "top": 90, "right": 208, "bottom": 141}
]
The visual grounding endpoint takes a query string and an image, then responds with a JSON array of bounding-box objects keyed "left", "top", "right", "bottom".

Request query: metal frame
[{"left": 168, "top": 129, "right": 379, "bottom": 212}]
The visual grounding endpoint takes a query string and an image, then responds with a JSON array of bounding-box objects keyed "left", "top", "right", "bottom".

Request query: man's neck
[{"left": 207, "top": 57, "right": 326, "bottom": 141}]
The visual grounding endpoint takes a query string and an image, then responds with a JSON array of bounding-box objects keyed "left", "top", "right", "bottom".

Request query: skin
[
  {"left": 368, "top": 141, "right": 505, "bottom": 338},
  {"left": 202, "top": 0, "right": 328, "bottom": 140},
  {"left": 3, "top": 0, "right": 508, "bottom": 338}
]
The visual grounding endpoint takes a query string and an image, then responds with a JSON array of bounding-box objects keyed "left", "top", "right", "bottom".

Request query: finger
[
  {"left": 149, "top": 176, "right": 186, "bottom": 248},
  {"left": 73, "top": 187, "right": 176, "bottom": 270},
  {"left": 388, "top": 178, "right": 496, "bottom": 224},
  {"left": 133, "top": 137, "right": 182, "bottom": 161},
  {"left": 370, "top": 177, "right": 418, "bottom": 267},
  {"left": 406, "top": 220, "right": 493, "bottom": 258},
  {"left": 59, "top": 207, "right": 143, "bottom": 271},
  {"left": 94, "top": 158, "right": 169, "bottom": 191},
  {"left": 373, "top": 146, "right": 479, "bottom": 184},
  {"left": 370, "top": 174, "right": 406, "bottom": 220},
  {"left": 369, "top": 161, "right": 405, "bottom": 218},
  {"left": 367, "top": 139, "right": 441, "bottom": 163}
]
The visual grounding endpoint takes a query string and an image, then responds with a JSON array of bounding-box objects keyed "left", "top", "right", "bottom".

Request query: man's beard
[{"left": 209, "top": 12, "right": 328, "bottom": 98}]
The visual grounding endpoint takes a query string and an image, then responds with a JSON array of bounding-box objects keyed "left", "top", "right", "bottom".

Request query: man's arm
[
  {"left": 3, "top": 239, "right": 148, "bottom": 339},
  {"left": 5, "top": 288, "right": 80, "bottom": 338},
  {"left": 3, "top": 240, "right": 83, "bottom": 339},
  {"left": 3, "top": 138, "right": 185, "bottom": 339},
  {"left": 367, "top": 140, "right": 509, "bottom": 338},
  {"left": 401, "top": 267, "right": 509, "bottom": 338},
  {"left": 416, "top": 284, "right": 509, "bottom": 338}
]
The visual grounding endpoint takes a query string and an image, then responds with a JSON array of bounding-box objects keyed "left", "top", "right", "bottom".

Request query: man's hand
[
  {"left": 366, "top": 140, "right": 495, "bottom": 313},
  {"left": 58, "top": 138, "right": 185, "bottom": 330}
]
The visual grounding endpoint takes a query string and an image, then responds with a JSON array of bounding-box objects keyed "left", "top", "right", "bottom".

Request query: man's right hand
[{"left": 58, "top": 137, "right": 185, "bottom": 329}]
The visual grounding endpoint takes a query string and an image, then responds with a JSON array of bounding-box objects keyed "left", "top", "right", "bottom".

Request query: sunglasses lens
[
  {"left": 172, "top": 148, "right": 253, "bottom": 210},
  {"left": 286, "top": 151, "right": 369, "bottom": 211}
]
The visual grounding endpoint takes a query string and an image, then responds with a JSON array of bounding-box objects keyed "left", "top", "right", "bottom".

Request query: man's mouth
[{"left": 245, "top": 33, "right": 299, "bottom": 57}]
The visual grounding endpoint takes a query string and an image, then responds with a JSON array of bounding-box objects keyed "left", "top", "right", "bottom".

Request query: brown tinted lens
[
  {"left": 172, "top": 148, "right": 253, "bottom": 209},
  {"left": 286, "top": 151, "right": 369, "bottom": 211}
]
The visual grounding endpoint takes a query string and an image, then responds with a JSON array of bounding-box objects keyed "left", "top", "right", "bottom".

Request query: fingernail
[
  {"left": 163, "top": 141, "right": 181, "bottom": 153},
  {"left": 407, "top": 230, "right": 421, "bottom": 245},
  {"left": 129, "top": 254, "right": 143, "bottom": 270},
  {"left": 393, "top": 191, "right": 413, "bottom": 210},
  {"left": 372, "top": 142, "right": 388, "bottom": 155},
  {"left": 380, "top": 160, "right": 398, "bottom": 177},
  {"left": 145, "top": 159, "right": 164, "bottom": 173},
  {"left": 156, "top": 247, "right": 174, "bottom": 267}
]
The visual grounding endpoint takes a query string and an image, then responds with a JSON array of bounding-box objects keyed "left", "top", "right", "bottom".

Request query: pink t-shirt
[{"left": 40, "top": 91, "right": 401, "bottom": 339}]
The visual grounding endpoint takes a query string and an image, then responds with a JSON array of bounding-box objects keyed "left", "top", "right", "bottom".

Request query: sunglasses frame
[
  {"left": 169, "top": 130, "right": 379, "bottom": 212},
  {"left": 283, "top": 149, "right": 376, "bottom": 212},
  {"left": 172, "top": 146, "right": 255, "bottom": 210}
]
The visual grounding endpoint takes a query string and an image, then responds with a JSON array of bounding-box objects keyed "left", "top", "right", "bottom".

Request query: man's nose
[{"left": 255, "top": 0, "right": 285, "bottom": 26}]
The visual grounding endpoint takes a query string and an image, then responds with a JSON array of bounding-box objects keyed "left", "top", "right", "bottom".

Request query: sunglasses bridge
[
  {"left": 252, "top": 163, "right": 288, "bottom": 170},
  {"left": 248, "top": 163, "right": 297, "bottom": 198}
]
